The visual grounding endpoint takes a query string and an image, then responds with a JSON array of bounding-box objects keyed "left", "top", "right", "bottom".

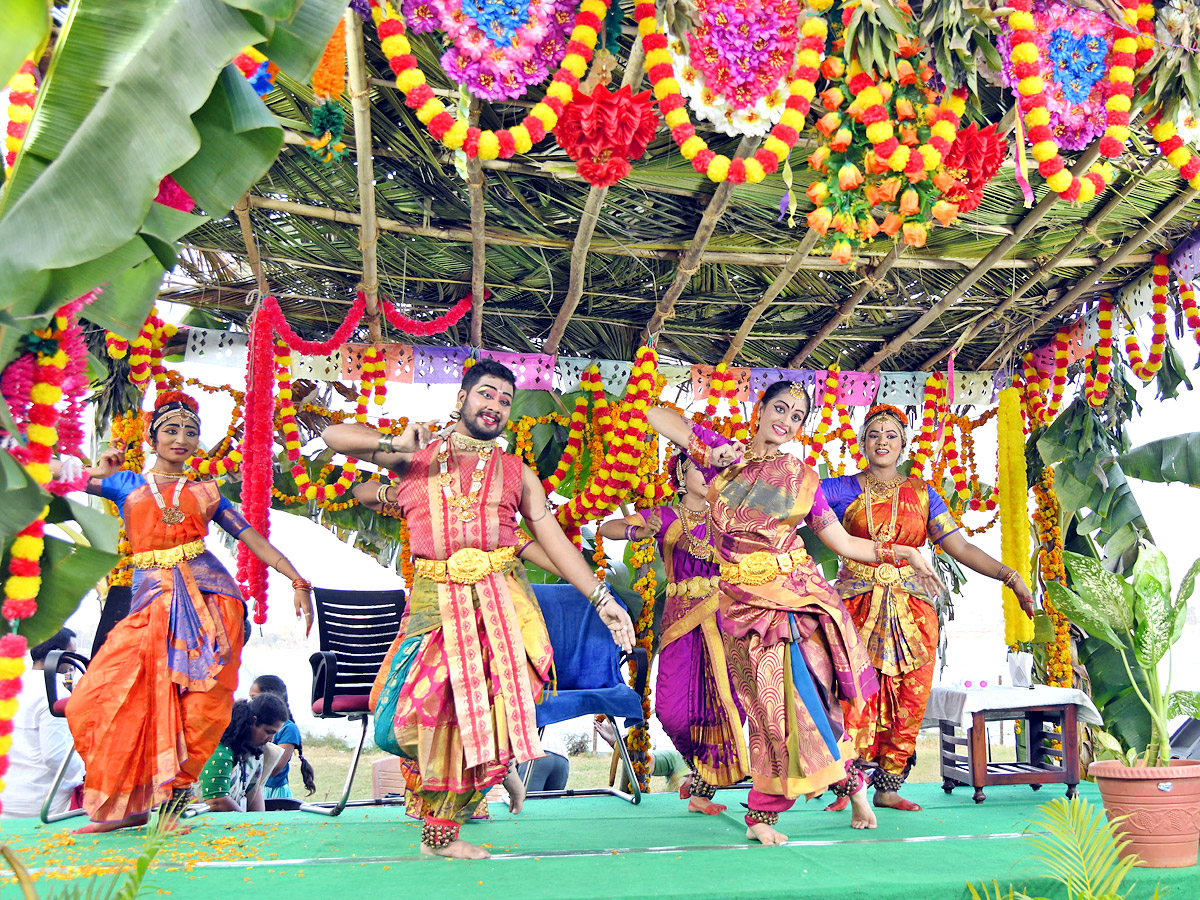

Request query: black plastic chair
[
  {"left": 302, "top": 585, "right": 407, "bottom": 816},
  {"left": 524, "top": 583, "right": 648, "bottom": 804},
  {"left": 40, "top": 649, "right": 90, "bottom": 824}
]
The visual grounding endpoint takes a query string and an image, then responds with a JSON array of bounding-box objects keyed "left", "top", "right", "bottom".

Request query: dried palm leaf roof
[{"left": 164, "top": 13, "right": 1200, "bottom": 374}]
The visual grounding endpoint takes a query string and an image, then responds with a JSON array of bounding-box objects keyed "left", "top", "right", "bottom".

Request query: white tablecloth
[{"left": 922, "top": 685, "right": 1104, "bottom": 731}]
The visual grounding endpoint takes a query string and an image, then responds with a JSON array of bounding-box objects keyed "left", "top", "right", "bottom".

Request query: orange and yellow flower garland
[
  {"left": 637, "top": 5, "right": 827, "bottom": 184},
  {"left": 625, "top": 532, "right": 657, "bottom": 790},
  {"left": 1033, "top": 466, "right": 1071, "bottom": 687},
  {"left": 909, "top": 372, "right": 946, "bottom": 474},
  {"left": 998, "top": 386, "right": 1034, "bottom": 645},
  {"left": 372, "top": 0, "right": 609, "bottom": 161},
  {"left": 4, "top": 56, "right": 38, "bottom": 172},
  {"left": 1181, "top": 281, "right": 1200, "bottom": 348},
  {"left": 1124, "top": 253, "right": 1170, "bottom": 382},
  {"left": 543, "top": 374, "right": 594, "bottom": 493},
  {"left": 804, "top": 367, "right": 839, "bottom": 467},
  {"left": 275, "top": 343, "right": 357, "bottom": 501}
]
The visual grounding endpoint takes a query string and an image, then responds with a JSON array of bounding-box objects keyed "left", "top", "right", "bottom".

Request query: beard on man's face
[{"left": 461, "top": 403, "right": 507, "bottom": 440}]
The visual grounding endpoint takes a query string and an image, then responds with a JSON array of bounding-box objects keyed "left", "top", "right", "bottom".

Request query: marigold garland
[
  {"left": 4, "top": 56, "right": 38, "bottom": 172},
  {"left": 625, "top": 533, "right": 657, "bottom": 790},
  {"left": 1097, "top": 0, "right": 1139, "bottom": 160},
  {"left": 372, "top": 0, "right": 608, "bottom": 161},
  {"left": 637, "top": 4, "right": 826, "bottom": 184},
  {"left": 1084, "top": 293, "right": 1115, "bottom": 407},
  {"left": 1148, "top": 112, "right": 1200, "bottom": 191},
  {"left": 909, "top": 372, "right": 946, "bottom": 474},
  {"left": 275, "top": 343, "right": 358, "bottom": 501},
  {"left": 1181, "top": 280, "right": 1200, "bottom": 348},
  {"left": 804, "top": 367, "right": 839, "bottom": 467},
  {"left": 543, "top": 374, "right": 593, "bottom": 493},
  {"left": 379, "top": 291, "right": 476, "bottom": 336},
  {"left": 237, "top": 304, "right": 277, "bottom": 624},
  {"left": 1124, "top": 253, "right": 1170, "bottom": 382},
  {"left": 1033, "top": 465, "right": 1071, "bottom": 687},
  {"left": 998, "top": 387, "right": 1034, "bottom": 646}
]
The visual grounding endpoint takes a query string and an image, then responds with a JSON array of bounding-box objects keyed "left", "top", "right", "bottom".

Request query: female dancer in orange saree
[
  {"left": 598, "top": 449, "right": 747, "bottom": 815},
  {"left": 60, "top": 392, "right": 313, "bottom": 833},
  {"left": 648, "top": 381, "right": 941, "bottom": 844},
  {"left": 821, "top": 404, "right": 1033, "bottom": 812}
]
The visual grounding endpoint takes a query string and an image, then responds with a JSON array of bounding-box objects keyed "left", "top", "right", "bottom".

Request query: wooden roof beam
[
  {"left": 858, "top": 142, "right": 1105, "bottom": 371},
  {"left": 642, "top": 136, "right": 760, "bottom": 342},
  {"left": 544, "top": 43, "right": 646, "bottom": 357},
  {"left": 720, "top": 229, "right": 821, "bottom": 365},
  {"left": 980, "top": 183, "right": 1200, "bottom": 369},
  {"left": 242, "top": 195, "right": 1147, "bottom": 269},
  {"left": 789, "top": 242, "right": 903, "bottom": 367},
  {"left": 919, "top": 155, "right": 1164, "bottom": 370},
  {"left": 233, "top": 194, "right": 267, "bottom": 293},
  {"left": 345, "top": 9, "right": 382, "bottom": 342}
]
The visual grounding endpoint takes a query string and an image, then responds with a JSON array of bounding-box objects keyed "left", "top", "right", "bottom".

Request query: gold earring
[{"left": 450, "top": 399, "right": 462, "bottom": 421}]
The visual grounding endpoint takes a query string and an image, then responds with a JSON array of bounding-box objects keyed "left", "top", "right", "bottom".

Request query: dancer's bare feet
[
  {"left": 873, "top": 789, "right": 921, "bottom": 811},
  {"left": 687, "top": 796, "right": 726, "bottom": 815},
  {"left": 849, "top": 788, "right": 877, "bottom": 830},
  {"left": 746, "top": 822, "right": 789, "bottom": 845},
  {"left": 73, "top": 812, "right": 150, "bottom": 834},
  {"left": 823, "top": 795, "right": 849, "bottom": 812},
  {"left": 503, "top": 762, "right": 526, "bottom": 815},
  {"left": 421, "top": 839, "right": 491, "bottom": 859}
]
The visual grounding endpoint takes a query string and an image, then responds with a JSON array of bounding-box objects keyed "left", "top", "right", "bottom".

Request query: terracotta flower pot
[{"left": 1090, "top": 758, "right": 1200, "bottom": 868}]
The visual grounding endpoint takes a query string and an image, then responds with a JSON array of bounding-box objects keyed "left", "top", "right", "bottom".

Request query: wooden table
[{"left": 932, "top": 689, "right": 1087, "bottom": 803}]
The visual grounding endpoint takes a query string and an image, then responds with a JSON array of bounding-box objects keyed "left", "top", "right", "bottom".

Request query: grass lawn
[{"left": 283, "top": 730, "right": 1018, "bottom": 804}]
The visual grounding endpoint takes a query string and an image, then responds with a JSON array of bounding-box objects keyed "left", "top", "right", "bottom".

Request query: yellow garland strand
[{"left": 998, "top": 387, "right": 1034, "bottom": 645}]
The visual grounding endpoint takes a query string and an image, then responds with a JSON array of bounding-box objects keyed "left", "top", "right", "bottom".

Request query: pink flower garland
[
  {"left": 236, "top": 305, "right": 277, "bottom": 624},
  {"left": 378, "top": 289, "right": 481, "bottom": 336},
  {"left": 265, "top": 293, "right": 366, "bottom": 355}
]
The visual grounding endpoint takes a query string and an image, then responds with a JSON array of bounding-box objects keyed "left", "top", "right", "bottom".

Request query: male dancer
[{"left": 323, "top": 359, "right": 634, "bottom": 859}]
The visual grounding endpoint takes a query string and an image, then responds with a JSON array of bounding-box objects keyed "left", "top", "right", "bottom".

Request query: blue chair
[{"left": 527, "top": 583, "right": 648, "bottom": 804}]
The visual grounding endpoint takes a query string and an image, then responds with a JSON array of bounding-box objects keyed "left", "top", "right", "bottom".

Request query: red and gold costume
[
  {"left": 370, "top": 433, "right": 552, "bottom": 830},
  {"left": 822, "top": 473, "right": 958, "bottom": 784},
  {"left": 67, "top": 472, "right": 249, "bottom": 822}
]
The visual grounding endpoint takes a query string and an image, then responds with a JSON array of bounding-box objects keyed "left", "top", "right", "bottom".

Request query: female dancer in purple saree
[{"left": 599, "top": 449, "right": 747, "bottom": 814}]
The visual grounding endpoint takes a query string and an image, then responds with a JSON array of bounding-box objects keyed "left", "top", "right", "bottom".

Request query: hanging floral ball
[{"left": 554, "top": 83, "right": 660, "bottom": 187}]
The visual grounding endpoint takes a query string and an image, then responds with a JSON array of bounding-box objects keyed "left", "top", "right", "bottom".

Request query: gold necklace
[
  {"left": 676, "top": 503, "right": 714, "bottom": 561},
  {"left": 863, "top": 472, "right": 904, "bottom": 542},
  {"left": 148, "top": 467, "right": 193, "bottom": 479},
  {"left": 147, "top": 474, "right": 188, "bottom": 524},
  {"left": 437, "top": 438, "right": 495, "bottom": 522},
  {"left": 450, "top": 432, "right": 497, "bottom": 453},
  {"left": 741, "top": 445, "right": 781, "bottom": 463}
]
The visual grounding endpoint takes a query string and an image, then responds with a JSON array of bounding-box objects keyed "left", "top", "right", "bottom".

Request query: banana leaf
[
  {"left": 0, "top": 0, "right": 49, "bottom": 86},
  {"left": 1119, "top": 432, "right": 1200, "bottom": 486},
  {"left": 0, "top": 450, "right": 50, "bottom": 544}
]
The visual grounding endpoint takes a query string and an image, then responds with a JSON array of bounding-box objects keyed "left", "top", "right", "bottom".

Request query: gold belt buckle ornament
[
  {"left": 739, "top": 551, "right": 778, "bottom": 586},
  {"left": 875, "top": 563, "right": 901, "bottom": 584},
  {"left": 447, "top": 548, "right": 492, "bottom": 584}
]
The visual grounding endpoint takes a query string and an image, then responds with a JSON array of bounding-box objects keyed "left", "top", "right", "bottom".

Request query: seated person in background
[
  {"left": 516, "top": 722, "right": 571, "bottom": 792},
  {"left": 595, "top": 719, "right": 691, "bottom": 796},
  {"left": 248, "top": 675, "right": 316, "bottom": 799},
  {"left": 0, "top": 629, "right": 85, "bottom": 819},
  {"left": 197, "top": 694, "right": 288, "bottom": 813}
]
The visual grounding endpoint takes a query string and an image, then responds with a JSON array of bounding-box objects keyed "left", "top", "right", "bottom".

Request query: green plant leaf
[
  {"left": 1025, "top": 796, "right": 1137, "bottom": 899},
  {"left": 1119, "top": 432, "right": 1200, "bottom": 485},
  {"left": 1060, "top": 550, "right": 1137, "bottom": 638},
  {"left": 0, "top": 0, "right": 49, "bottom": 85},
  {"left": 1177, "top": 556, "right": 1200, "bottom": 605},
  {"left": 0, "top": 450, "right": 51, "bottom": 543},
  {"left": 46, "top": 496, "right": 120, "bottom": 552},
  {"left": 220, "top": 0, "right": 302, "bottom": 17},
  {"left": 1132, "top": 571, "right": 1172, "bottom": 668},
  {"left": 1045, "top": 580, "right": 1124, "bottom": 649},
  {"left": 1168, "top": 690, "right": 1200, "bottom": 718}
]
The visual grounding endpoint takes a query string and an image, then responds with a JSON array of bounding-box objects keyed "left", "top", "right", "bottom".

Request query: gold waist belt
[
  {"left": 843, "top": 558, "right": 915, "bottom": 586},
  {"left": 414, "top": 546, "right": 518, "bottom": 585},
  {"left": 665, "top": 575, "right": 720, "bottom": 599},
  {"left": 719, "top": 548, "right": 810, "bottom": 586},
  {"left": 132, "top": 539, "right": 206, "bottom": 569}
]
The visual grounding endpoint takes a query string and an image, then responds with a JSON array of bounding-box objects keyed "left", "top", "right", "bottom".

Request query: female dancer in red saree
[
  {"left": 598, "top": 449, "right": 747, "bottom": 815},
  {"left": 821, "top": 404, "right": 1033, "bottom": 812},
  {"left": 647, "top": 381, "right": 941, "bottom": 844},
  {"left": 58, "top": 392, "right": 313, "bottom": 833}
]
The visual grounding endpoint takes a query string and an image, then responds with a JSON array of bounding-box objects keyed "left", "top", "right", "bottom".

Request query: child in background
[{"left": 249, "top": 675, "right": 317, "bottom": 798}]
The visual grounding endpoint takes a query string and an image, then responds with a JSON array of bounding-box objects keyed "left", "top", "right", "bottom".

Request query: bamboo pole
[
  {"left": 790, "top": 242, "right": 904, "bottom": 367},
  {"left": 233, "top": 194, "right": 267, "bottom": 293},
  {"left": 465, "top": 99, "right": 488, "bottom": 346},
  {"left": 919, "top": 156, "right": 1164, "bottom": 370},
  {"left": 544, "top": 42, "right": 647, "bottom": 356},
  {"left": 858, "top": 142, "right": 1106, "bottom": 371},
  {"left": 720, "top": 229, "right": 821, "bottom": 365},
  {"left": 345, "top": 9, "right": 382, "bottom": 342},
  {"left": 242, "top": 195, "right": 1151, "bottom": 270},
  {"left": 643, "top": 135, "right": 760, "bottom": 341},
  {"left": 980, "top": 184, "right": 1200, "bottom": 369}
]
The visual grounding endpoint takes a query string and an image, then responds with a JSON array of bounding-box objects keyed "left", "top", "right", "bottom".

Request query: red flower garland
[
  {"left": 554, "top": 83, "right": 660, "bottom": 188},
  {"left": 237, "top": 305, "right": 277, "bottom": 624},
  {"left": 266, "top": 293, "right": 366, "bottom": 355},
  {"left": 378, "top": 290, "right": 479, "bottom": 336},
  {"left": 936, "top": 122, "right": 1006, "bottom": 214}
]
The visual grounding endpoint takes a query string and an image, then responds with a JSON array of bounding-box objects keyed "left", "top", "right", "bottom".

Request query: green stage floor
[{"left": 1, "top": 783, "right": 1195, "bottom": 899}]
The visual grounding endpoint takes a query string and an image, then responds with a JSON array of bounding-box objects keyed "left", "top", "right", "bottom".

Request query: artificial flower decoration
[
  {"left": 233, "top": 46, "right": 277, "bottom": 97},
  {"left": 153, "top": 175, "right": 196, "bottom": 213},
  {"left": 306, "top": 20, "right": 351, "bottom": 166},
  {"left": 997, "top": 0, "right": 1115, "bottom": 151},
  {"left": 555, "top": 83, "right": 660, "bottom": 187},
  {"left": 666, "top": 36, "right": 789, "bottom": 137},
  {"left": 934, "top": 121, "right": 1006, "bottom": 213}
]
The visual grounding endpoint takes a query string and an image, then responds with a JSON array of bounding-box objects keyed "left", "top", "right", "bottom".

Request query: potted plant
[{"left": 1045, "top": 542, "right": 1200, "bottom": 868}]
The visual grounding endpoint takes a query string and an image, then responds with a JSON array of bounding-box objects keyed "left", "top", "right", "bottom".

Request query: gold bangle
[{"left": 376, "top": 483, "right": 390, "bottom": 506}]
